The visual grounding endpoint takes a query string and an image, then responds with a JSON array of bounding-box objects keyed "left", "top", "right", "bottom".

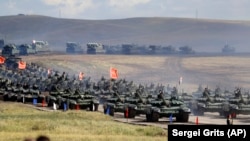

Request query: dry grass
[{"left": 0, "top": 101, "right": 166, "bottom": 141}]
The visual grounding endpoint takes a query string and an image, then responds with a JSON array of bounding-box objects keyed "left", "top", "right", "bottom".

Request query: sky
[{"left": 0, "top": 0, "right": 250, "bottom": 21}]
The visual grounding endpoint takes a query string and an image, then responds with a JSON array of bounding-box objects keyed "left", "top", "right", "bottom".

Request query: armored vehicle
[
  {"left": 222, "top": 88, "right": 250, "bottom": 118},
  {"left": 145, "top": 92, "right": 191, "bottom": 122},
  {"left": 222, "top": 44, "right": 235, "bottom": 53},
  {"left": 19, "top": 44, "right": 36, "bottom": 55},
  {"left": 103, "top": 91, "right": 128, "bottom": 116},
  {"left": 66, "top": 42, "right": 83, "bottom": 54},
  {"left": 123, "top": 90, "right": 154, "bottom": 118},
  {"left": 86, "top": 43, "right": 105, "bottom": 54},
  {"left": 4, "top": 56, "right": 23, "bottom": 70},
  {"left": 190, "top": 88, "right": 226, "bottom": 116},
  {"left": 178, "top": 46, "right": 195, "bottom": 54},
  {"left": 31, "top": 40, "right": 50, "bottom": 53},
  {"left": 1, "top": 44, "right": 20, "bottom": 57}
]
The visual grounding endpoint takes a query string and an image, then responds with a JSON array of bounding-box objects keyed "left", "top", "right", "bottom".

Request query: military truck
[
  {"left": 66, "top": 42, "right": 83, "bottom": 54},
  {"left": 31, "top": 40, "right": 50, "bottom": 54},
  {"left": 178, "top": 46, "right": 195, "bottom": 54},
  {"left": 222, "top": 44, "right": 235, "bottom": 53},
  {"left": 19, "top": 44, "right": 36, "bottom": 55},
  {"left": 145, "top": 92, "right": 191, "bottom": 122},
  {"left": 1, "top": 44, "right": 20, "bottom": 57},
  {"left": 86, "top": 43, "right": 105, "bottom": 54}
]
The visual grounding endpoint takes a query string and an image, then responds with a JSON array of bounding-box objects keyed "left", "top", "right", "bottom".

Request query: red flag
[
  {"left": 79, "top": 72, "right": 84, "bottom": 80},
  {"left": 0, "top": 56, "right": 5, "bottom": 64},
  {"left": 18, "top": 61, "right": 26, "bottom": 69},
  {"left": 110, "top": 67, "right": 118, "bottom": 79}
]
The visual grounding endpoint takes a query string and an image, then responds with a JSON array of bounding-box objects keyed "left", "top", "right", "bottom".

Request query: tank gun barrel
[{"left": 114, "top": 91, "right": 122, "bottom": 102}]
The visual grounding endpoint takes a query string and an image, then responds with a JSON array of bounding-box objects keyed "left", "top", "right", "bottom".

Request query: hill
[{"left": 0, "top": 15, "right": 250, "bottom": 52}]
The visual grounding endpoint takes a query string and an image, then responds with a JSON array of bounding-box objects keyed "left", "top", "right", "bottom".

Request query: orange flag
[
  {"left": 79, "top": 72, "right": 84, "bottom": 80},
  {"left": 18, "top": 61, "right": 26, "bottom": 69},
  {"left": 0, "top": 56, "right": 5, "bottom": 64},
  {"left": 110, "top": 67, "right": 118, "bottom": 79}
]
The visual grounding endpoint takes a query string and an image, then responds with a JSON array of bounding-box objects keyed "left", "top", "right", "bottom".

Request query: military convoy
[{"left": 1, "top": 40, "right": 50, "bottom": 56}]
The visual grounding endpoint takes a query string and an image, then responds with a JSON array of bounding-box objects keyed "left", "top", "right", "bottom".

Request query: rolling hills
[{"left": 0, "top": 14, "right": 250, "bottom": 52}]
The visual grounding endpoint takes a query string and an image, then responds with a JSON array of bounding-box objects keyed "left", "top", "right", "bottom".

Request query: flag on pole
[
  {"left": 78, "top": 72, "right": 84, "bottom": 80},
  {"left": 179, "top": 76, "right": 183, "bottom": 85},
  {"left": 18, "top": 61, "right": 26, "bottom": 69},
  {"left": 47, "top": 68, "right": 51, "bottom": 75},
  {"left": 110, "top": 67, "right": 118, "bottom": 79}
]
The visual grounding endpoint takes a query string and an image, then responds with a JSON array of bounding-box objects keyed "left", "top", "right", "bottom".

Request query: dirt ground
[{"left": 22, "top": 54, "right": 250, "bottom": 94}]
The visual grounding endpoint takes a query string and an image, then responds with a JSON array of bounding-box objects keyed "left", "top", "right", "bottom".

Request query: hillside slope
[{"left": 0, "top": 15, "right": 250, "bottom": 52}]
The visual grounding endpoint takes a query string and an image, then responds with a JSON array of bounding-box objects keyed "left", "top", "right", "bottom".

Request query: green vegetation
[{"left": 0, "top": 102, "right": 167, "bottom": 141}]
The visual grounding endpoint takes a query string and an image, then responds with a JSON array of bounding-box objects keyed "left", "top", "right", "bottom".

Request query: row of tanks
[
  {"left": 177, "top": 85, "right": 250, "bottom": 118},
  {"left": 103, "top": 87, "right": 191, "bottom": 122}
]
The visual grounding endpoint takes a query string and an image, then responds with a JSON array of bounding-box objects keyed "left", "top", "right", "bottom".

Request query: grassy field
[{"left": 0, "top": 101, "right": 167, "bottom": 141}]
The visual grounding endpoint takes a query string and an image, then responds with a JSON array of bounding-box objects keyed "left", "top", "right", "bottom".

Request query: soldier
[
  {"left": 214, "top": 86, "right": 222, "bottom": 97},
  {"left": 226, "top": 114, "right": 233, "bottom": 125},
  {"left": 172, "top": 86, "right": 178, "bottom": 95},
  {"left": 234, "top": 87, "right": 241, "bottom": 98},
  {"left": 157, "top": 90, "right": 164, "bottom": 99},
  {"left": 203, "top": 88, "right": 210, "bottom": 97}
]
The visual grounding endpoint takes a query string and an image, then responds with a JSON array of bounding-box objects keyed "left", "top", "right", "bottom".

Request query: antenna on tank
[
  {"left": 59, "top": 8, "right": 61, "bottom": 18},
  {"left": 195, "top": 9, "right": 198, "bottom": 19}
]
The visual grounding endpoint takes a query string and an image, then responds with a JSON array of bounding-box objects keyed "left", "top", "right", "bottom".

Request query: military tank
[
  {"left": 145, "top": 91, "right": 191, "bottom": 122},
  {"left": 103, "top": 91, "right": 128, "bottom": 116},
  {"left": 190, "top": 87, "right": 226, "bottom": 116},
  {"left": 222, "top": 88, "right": 250, "bottom": 118},
  {"left": 122, "top": 89, "right": 154, "bottom": 118},
  {"left": 65, "top": 89, "right": 99, "bottom": 111}
]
